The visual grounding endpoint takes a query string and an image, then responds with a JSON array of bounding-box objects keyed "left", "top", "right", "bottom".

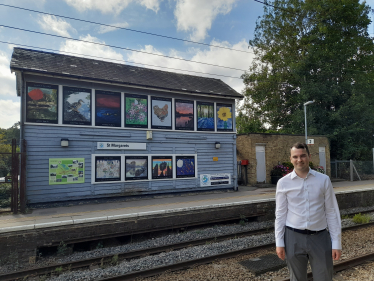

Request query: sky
[{"left": 0, "top": 0, "right": 374, "bottom": 129}]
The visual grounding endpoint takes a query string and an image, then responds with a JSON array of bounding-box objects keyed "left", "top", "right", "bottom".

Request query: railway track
[{"left": 1, "top": 218, "right": 374, "bottom": 281}]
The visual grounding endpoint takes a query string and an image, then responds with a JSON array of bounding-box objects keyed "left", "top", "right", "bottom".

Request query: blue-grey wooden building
[{"left": 10, "top": 48, "right": 242, "bottom": 204}]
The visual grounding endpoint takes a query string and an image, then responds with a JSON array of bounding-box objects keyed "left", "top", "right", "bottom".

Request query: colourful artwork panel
[
  {"left": 152, "top": 156, "right": 172, "bottom": 179},
  {"left": 63, "top": 87, "right": 91, "bottom": 125},
  {"left": 125, "top": 94, "right": 148, "bottom": 128},
  {"left": 216, "top": 104, "right": 233, "bottom": 131},
  {"left": 26, "top": 82, "right": 58, "bottom": 123},
  {"left": 95, "top": 91, "right": 121, "bottom": 127},
  {"left": 151, "top": 97, "right": 172, "bottom": 129},
  {"left": 197, "top": 101, "right": 214, "bottom": 131},
  {"left": 125, "top": 156, "right": 148, "bottom": 180},
  {"left": 49, "top": 158, "right": 84, "bottom": 185},
  {"left": 176, "top": 156, "right": 195, "bottom": 178},
  {"left": 95, "top": 156, "right": 121, "bottom": 182},
  {"left": 175, "top": 99, "right": 194, "bottom": 130}
]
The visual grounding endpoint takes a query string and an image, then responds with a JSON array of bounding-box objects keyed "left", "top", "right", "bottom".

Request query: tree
[{"left": 241, "top": 0, "right": 374, "bottom": 160}]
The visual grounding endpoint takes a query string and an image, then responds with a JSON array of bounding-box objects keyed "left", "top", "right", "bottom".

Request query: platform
[{"left": 1, "top": 180, "right": 374, "bottom": 233}]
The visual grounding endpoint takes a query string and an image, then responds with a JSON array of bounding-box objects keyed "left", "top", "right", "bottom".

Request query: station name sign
[{"left": 97, "top": 142, "right": 146, "bottom": 150}]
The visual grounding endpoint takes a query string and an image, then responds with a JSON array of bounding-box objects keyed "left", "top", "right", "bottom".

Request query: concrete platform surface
[{"left": 1, "top": 180, "right": 374, "bottom": 233}]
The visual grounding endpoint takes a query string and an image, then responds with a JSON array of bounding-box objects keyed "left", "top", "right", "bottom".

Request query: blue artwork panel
[
  {"left": 216, "top": 103, "right": 233, "bottom": 131},
  {"left": 197, "top": 101, "right": 214, "bottom": 131},
  {"left": 95, "top": 90, "right": 121, "bottom": 127},
  {"left": 176, "top": 156, "right": 195, "bottom": 178}
]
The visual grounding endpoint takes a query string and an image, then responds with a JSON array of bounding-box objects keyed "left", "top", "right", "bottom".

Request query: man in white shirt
[{"left": 275, "top": 142, "right": 341, "bottom": 281}]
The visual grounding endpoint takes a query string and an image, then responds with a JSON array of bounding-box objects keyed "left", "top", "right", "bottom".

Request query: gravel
[
  {"left": 1, "top": 209, "right": 373, "bottom": 280},
  {"left": 45, "top": 212, "right": 374, "bottom": 281}
]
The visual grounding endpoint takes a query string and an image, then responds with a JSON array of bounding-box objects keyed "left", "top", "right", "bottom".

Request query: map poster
[{"left": 49, "top": 158, "right": 85, "bottom": 185}]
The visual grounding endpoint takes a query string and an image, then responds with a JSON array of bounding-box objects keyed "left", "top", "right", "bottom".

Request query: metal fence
[
  {"left": 331, "top": 160, "right": 374, "bottom": 181},
  {"left": 0, "top": 139, "right": 27, "bottom": 213}
]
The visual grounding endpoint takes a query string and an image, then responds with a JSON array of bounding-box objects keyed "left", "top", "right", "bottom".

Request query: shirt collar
[{"left": 291, "top": 167, "right": 316, "bottom": 179}]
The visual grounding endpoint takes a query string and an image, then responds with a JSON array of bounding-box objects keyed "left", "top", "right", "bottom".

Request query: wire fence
[{"left": 331, "top": 160, "right": 374, "bottom": 181}]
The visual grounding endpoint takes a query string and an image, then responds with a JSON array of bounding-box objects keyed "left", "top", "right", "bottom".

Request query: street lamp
[{"left": 304, "top": 100, "right": 314, "bottom": 144}]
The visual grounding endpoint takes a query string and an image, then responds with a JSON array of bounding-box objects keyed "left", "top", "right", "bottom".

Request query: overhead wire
[
  {"left": 0, "top": 24, "right": 249, "bottom": 72},
  {"left": 0, "top": 3, "right": 252, "bottom": 54},
  {"left": 1, "top": 40, "right": 243, "bottom": 80}
]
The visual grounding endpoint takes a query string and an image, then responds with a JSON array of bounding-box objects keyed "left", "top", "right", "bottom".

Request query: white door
[
  {"left": 256, "top": 145, "right": 266, "bottom": 183},
  {"left": 319, "top": 147, "right": 326, "bottom": 170}
]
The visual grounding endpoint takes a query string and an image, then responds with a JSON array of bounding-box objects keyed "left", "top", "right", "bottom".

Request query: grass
[{"left": 352, "top": 213, "right": 371, "bottom": 224}]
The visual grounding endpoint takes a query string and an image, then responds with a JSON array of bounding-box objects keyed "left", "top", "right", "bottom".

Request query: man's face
[{"left": 290, "top": 147, "right": 311, "bottom": 173}]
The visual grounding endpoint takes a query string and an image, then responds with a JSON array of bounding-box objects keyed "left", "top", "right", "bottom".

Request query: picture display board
[
  {"left": 151, "top": 97, "right": 172, "bottom": 129},
  {"left": 125, "top": 94, "right": 148, "bottom": 128},
  {"left": 216, "top": 103, "right": 233, "bottom": 131},
  {"left": 152, "top": 156, "right": 173, "bottom": 179},
  {"left": 125, "top": 156, "right": 148, "bottom": 180},
  {"left": 49, "top": 158, "right": 85, "bottom": 185},
  {"left": 26, "top": 82, "right": 58, "bottom": 124},
  {"left": 197, "top": 101, "right": 214, "bottom": 131},
  {"left": 95, "top": 90, "right": 121, "bottom": 127},
  {"left": 63, "top": 87, "right": 92, "bottom": 125},
  {"left": 95, "top": 156, "right": 121, "bottom": 182},
  {"left": 175, "top": 99, "right": 194, "bottom": 130},
  {"left": 176, "top": 156, "right": 195, "bottom": 178}
]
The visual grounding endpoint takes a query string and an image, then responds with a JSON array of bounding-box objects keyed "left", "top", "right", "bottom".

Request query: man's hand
[
  {"left": 332, "top": 249, "right": 341, "bottom": 261},
  {"left": 276, "top": 247, "right": 286, "bottom": 260}
]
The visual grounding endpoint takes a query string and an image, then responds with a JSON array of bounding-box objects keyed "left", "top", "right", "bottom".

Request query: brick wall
[{"left": 236, "top": 133, "right": 330, "bottom": 185}]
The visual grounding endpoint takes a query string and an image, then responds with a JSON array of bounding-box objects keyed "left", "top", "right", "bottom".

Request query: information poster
[{"left": 49, "top": 158, "right": 85, "bottom": 185}]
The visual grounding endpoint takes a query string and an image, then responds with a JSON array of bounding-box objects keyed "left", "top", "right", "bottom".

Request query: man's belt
[{"left": 286, "top": 226, "right": 326, "bottom": 235}]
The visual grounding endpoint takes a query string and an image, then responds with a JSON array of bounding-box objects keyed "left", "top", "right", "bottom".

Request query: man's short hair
[{"left": 291, "top": 142, "right": 310, "bottom": 155}]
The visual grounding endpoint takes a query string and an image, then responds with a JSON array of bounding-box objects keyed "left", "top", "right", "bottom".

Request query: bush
[
  {"left": 270, "top": 165, "right": 292, "bottom": 177},
  {"left": 352, "top": 213, "right": 370, "bottom": 224}
]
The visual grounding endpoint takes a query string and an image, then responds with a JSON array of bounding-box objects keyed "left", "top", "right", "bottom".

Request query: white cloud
[
  {"left": 0, "top": 51, "right": 16, "bottom": 98},
  {"left": 60, "top": 34, "right": 125, "bottom": 61},
  {"left": 37, "top": 15, "right": 76, "bottom": 37},
  {"left": 0, "top": 100, "right": 20, "bottom": 129},
  {"left": 98, "top": 22, "right": 130, "bottom": 34},
  {"left": 174, "top": 0, "right": 238, "bottom": 41},
  {"left": 137, "top": 0, "right": 161, "bottom": 12},
  {"left": 65, "top": 0, "right": 161, "bottom": 14},
  {"left": 127, "top": 39, "right": 252, "bottom": 94}
]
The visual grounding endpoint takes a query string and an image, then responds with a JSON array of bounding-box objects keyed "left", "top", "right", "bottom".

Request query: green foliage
[
  {"left": 0, "top": 183, "right": 11, "bottom": 208},
  {"left": 55, "top": 266, "right": 63, "bottom": 274},
  {"left": 57, "top": 241, "right": 70, "bottom": 256},
  {"left": 111, "top": 254, "right": 119, "bottom": 265},
  {"left": 239, "top": 214, "right": 248, "bottom": 226},
  {"left": 241, "top": 0, "right": 374, "bottom": 160},
  {"left": 352, "top": 213, "right": 370, "bottom": 224},
  {"left": 282, "top": 162, "right": 294, "bottom": 170}
]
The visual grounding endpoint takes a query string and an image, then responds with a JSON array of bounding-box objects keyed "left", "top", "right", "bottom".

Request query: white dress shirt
[{"left": 275, "top": 168, "right": 341, "bottom": 250}]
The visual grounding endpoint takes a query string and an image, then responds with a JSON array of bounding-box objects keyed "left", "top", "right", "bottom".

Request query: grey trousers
[{"left": 284, "top": 227, "right": 333, "bottom": 281}]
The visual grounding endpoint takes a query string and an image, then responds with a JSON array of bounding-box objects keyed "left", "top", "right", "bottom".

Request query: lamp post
[{"left": 304, "top": 100, "right": 314, "bottom": 144}]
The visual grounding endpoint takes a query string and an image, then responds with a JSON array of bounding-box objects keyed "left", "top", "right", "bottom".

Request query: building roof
[{"left": 10, "top": 48, "right": 242, "bottom": 99}]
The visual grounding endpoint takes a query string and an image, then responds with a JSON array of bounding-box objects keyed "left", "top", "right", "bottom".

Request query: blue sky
[{"left": 0, "top": 0, "right": 373, "bottom": 129}]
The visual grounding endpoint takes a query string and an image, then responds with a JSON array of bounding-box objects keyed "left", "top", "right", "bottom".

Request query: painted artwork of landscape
[
  {"left": 197, "top": 102, "right": 214, "bottom": 131},
  {"left": 63, "top": 87, "right": 91, "bottom": 125},
  {"left": 175, "top": 100, "right": 194, "bottom": 130},
  {"left": 125, "top": 156, "right": 148, "bottom": 180},
  {"left": 152, "top": 156, "right": 172, "bottom": 179},
  {"left": 95, "top": 91, "right": 121, "bottom": 127},
  {"left": 26, "top": 83, "right": 58, "bottom": 123},
  {"left": 176, "top": 156, "right": 195, "bottom": 178},
  {"left": 216, "top": 104, "right": 233, "bottom": 131},
  {"left": 125, "top": 94, "right": 148, "bottom": 128}
]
